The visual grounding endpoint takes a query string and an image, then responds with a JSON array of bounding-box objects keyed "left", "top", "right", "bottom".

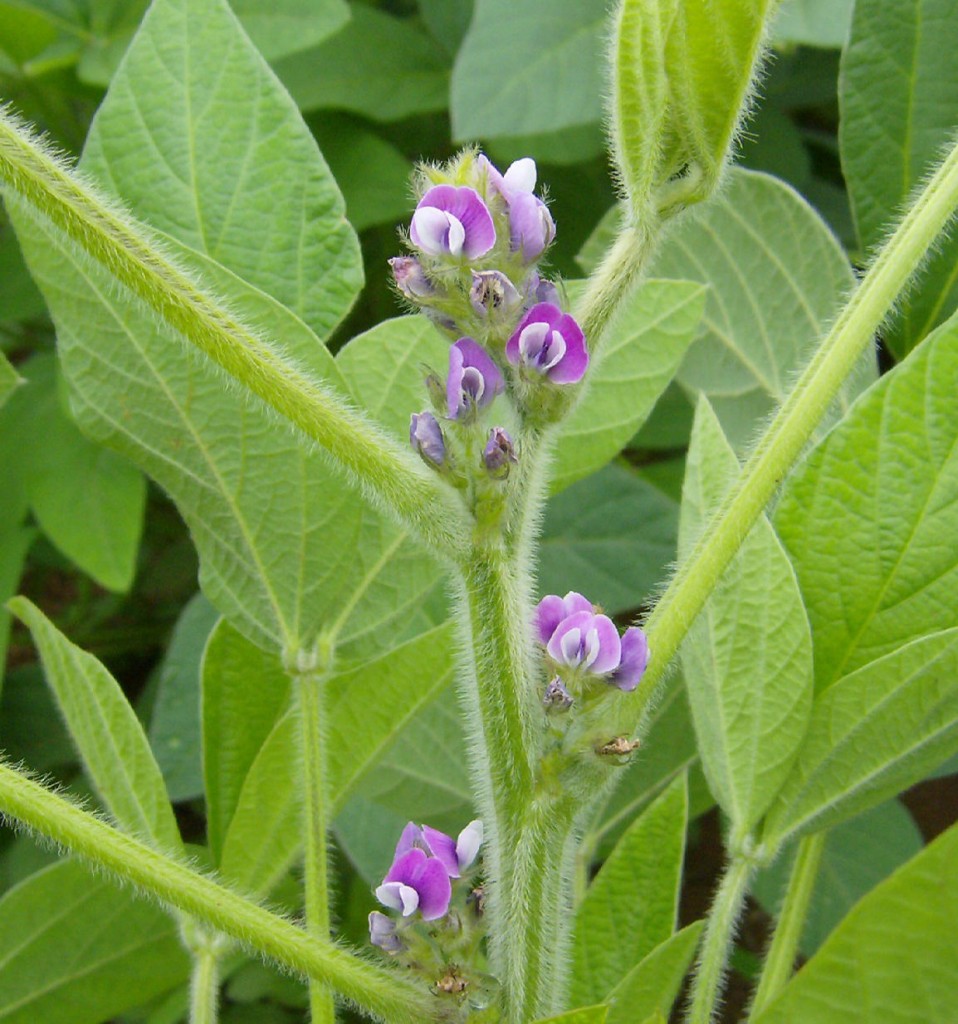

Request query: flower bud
[
  {"left": 482, "top": 427, "right": 517, "bottom": 478},
  {"left": 447, "top": 339, "right": 504, "bottom": 422},
  {"left": 410, "top": 412, "right": 446, "bottom": 467},
  {"left": 389, "top": 256, "right": 434, "bottom": 301},
  {"left": 470, "top": 270, "right": 521, "bottom": 320},
  {"left": 543, "top": 676, "right": 573, "bottom": 709},
  {"left": 368, "top": 911, "right": 403, "bottom": 953}
]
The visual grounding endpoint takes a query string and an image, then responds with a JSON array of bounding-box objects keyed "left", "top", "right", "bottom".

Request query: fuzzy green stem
[
  {"left": 685, "top": 857, "right": 754, "bottom": 1024},
  {"left": 0, "top": 762, "right": 438, "bottom": 1024},
  {"left": 189, "top": 947, "right": 220, "bottom": 1024},
  {"left": 749, "top": 832, "right": 825, "bottom": 1018},
  {"left": 0, "top": 107, "right": 471, "bottom": 563},
  {"left": 297, "top": 673, "right": 336, "bottom": 1024},
  {"left": 630, "top": 131, "right": 958, "bottom": 730}
]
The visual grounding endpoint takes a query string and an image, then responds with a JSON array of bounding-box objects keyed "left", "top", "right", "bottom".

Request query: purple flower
[
  {"left": 394, "top": 820, "right": 484, "bottom": 878},
  {"left": 547, "top": 610, "right": 622, "bottom": 675},
  {"left": 525, "top": 273, "right": 560, "bottom": 309},
  {"left": 368, "top": 911, "right": 403, "bottom": 952},
  {"left": 470, "top": 270, "right": 521, "bottom": 319},
  {"left": 609, "top": 627, "right": 650, "bottom": 692},
  {"left": 535, "top": 591, "right": 593, "bottom": 646},
  {"left": 410, "top": 412, "right": 446, "bottom": 466},
  {"left": 481, "top": 156, "right": 555, "bottom": 262},
  {"left": 389, "top": 256, "right": 434, "bottom": 301},
  {"left": 483, "top": 427, "right": 517, "bottom": 477},
  {"left": 543, "top": 676, "right": 573, "bottom": 709},
  {"left": 410, "top": 185, "right": 496, "bottom": 260},
  {"left": 447, "top": 338, "right": 504, "bottom": 420},
  {"left": 376, "top": 848, "right": 452, "bottom": 920},
  {"left": 506, "top": 303, "right": 588, "bottom": 384}
]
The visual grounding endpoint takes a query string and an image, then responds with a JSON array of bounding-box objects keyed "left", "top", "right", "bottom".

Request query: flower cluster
[
  {"left": 396, "top": 151, "right": 589, "bottom": 494},
  {"left": 370, "top": 819, "right": 483, "bottom": 951},
  {"left": 535, "top": 591, "right": 649, "bottom": 702}
]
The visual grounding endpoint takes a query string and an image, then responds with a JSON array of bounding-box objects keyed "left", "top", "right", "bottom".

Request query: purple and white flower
[
  {"left": 410, "top": 411, "right": 446, "bottom": 467},
  {"left": 547, "top": 610, "right": 622, "bottom": 675},
  {"left": 376, "top": 848, "right": 452, "bottom": 920},
  {"left": 394, "top": 819, "right": 483, "bottom": 878},
  {"left": 410, "top": 185, "right": 496, "bottom": 260},
  {"left": 470, "top": 270, "right": 521, "bottom": 319},
  {"left": 481, "top": 156, "right": 556, "bottom": 262},
  {"left": 506, "top": 303, "right": 588, "bottom": 384},
  {"left": 447, "top": 338, "right": 505, "bottom": 420},
  {"left": 535, "top": 591, "right": 593, "bottom": 645},
  {"left": 368, "top": 911, "right": 403, "bottom": 952}
]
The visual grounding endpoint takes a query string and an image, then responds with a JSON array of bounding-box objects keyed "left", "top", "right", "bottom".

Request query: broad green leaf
[
  {"left": 0, "top": 353, "right": 20, "bottom": 410},
  {"left": 22, "top": 354, "right": 145, "bottom": 593},
  {"left": 0, "top": 223, "right": 44, "bottom": 323},
  {"left": 82, "top": 0, "right": 362, "bottom": 339},
  {"left": 0, "top": 664, "right": 72, "bottom": 774},
  {"left": 752, "top": 820, "right": 958, "bottom": 1024},
  {"left": 553, "top": 279, "right": 706, "bottom": 492},
  {"left": 417, "top": 0, "right": 474, "bottom": 56},
  {"left": 0, "top": 527, "right": 31, "bottom": 694},
  {"left": 539, "top": 462, "right": 678, "bottom": 615},
  {"left": 679, "top": 399, "right": 812, "bottom": 836},
  {"left": 651, "top": 169, "right": 869, "bottom": 449},
  {"left": 274, "top": 6, "right": 449, "bottom": 121},
  {"left": 571, "top": 774, "right": 687, "bottom": 1006},
  {"left": 763, "top": 628, "right": 958, "bottom": 847},
  {"left": 148, "top": 593, "right": 219, "bottom": 802},
  {"left": 532, "top": 1009, "right": 609, "bottom": 1024},
  {"left": 772, "top": 0, "right": 853, "bottom": 48},
  {"left": 9, "top": 597, "right": 183, "bottom": 853},
  {"left": 753, "top": 800, "right": 923, "bottom": 956},
  {"left": 451, "top": 0, "right": 607, "bottom": 140},
  {"left": 840, "top": 0, "right": 958, "bottom": 356},
  {"left": 605, "top": 922, "right": 703, "bottom": 1024},
  {"left": 775, "top": 317, "right": 958, "bottom": 691},
  {"left": 0, "top": 860, "right": 189, "bottom": 1024}
]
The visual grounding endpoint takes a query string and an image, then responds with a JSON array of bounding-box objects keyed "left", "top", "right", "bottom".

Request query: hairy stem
[
  {"left": 297, "top": 672, "right": 336, "bottom": 1024},
  {"left": 0, "top": 762, "right": 438, "bottom": 1024},
  {"left": 0, "top": 107, "right": 471, "bottom": 562},
  {"left": 685, "top": 857, "right": 754, "bottom": 1024},
  {"left": 749, "top": 832, "right": 825, "bottom": 1017},
  {"left": 189, "top": 947, "right": 220, "bottom": 1024}
]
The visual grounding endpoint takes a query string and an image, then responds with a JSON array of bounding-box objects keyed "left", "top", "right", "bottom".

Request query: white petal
[
  {"left": 456, "top": 819, "right": 484, "bottom": 870},
  {"left": 446, "top": 214, "right": 466, "bottom": 256},
  {"left": 411, "top": 206, "right": 451, "bottom": 255},
  {"left": 375, "top": 882, "right": 420, "bottom": 917},
  {"left": 504, "top": 157, "right": 537, "bottom": 194}
]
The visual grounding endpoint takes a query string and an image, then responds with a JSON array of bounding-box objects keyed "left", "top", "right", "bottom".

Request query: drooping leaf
[
  {"left": 451, "top": 0, "right": 607, "bottom": 140},
  {"left": 571, "top": 774, "right": 687, "bottom": 1006},
  {"left": 274, "top": 6, "right": 449, "bottom": 121},
  {"left": 651, "top": 169, "right": 869, "bottom": 449},
  {"left": 679, "top": 399, "right": 812, "bottom": 837},
  {"left": 772, "top": 0, "right": 853, "bottom": 48},
  {"left": 539, "top": 462, "right": 678, "bottom": 615},
  {"left": 752, "top": 820, "right": 958, "bottom": 1024},
  {"left": 605, "top": 922, "right": 703, "bottom": 1024},
  {"left": 7, "top": 597, "right": 182, "bottom": 852},
  {"left": 753, "top": 800, "right": 923, "bottom": 956},
  {"left": 775, "top": 315, "right": 958, "bottom": 691},
  {"left": 840, "top": 0, "right": 958, "bottom": 356},
  {"left": 0, "top": 860, "right": 189, "bottom": 1024},
  {"left": 553, "top": 279, "right": 705, "bottom": 492},
  {"left": 763, "top": 627, "right": 958, "bottom": 848},
  {"left": 148, "top": 593, "right": 219, "bottom": 802}
]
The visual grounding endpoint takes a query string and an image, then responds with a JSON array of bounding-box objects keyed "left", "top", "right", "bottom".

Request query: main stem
[
  {"left": 297, "top": 672, "right": 336, "bottom": 1024},
  {"left": 0, "top": 763, "right": 438, "bottom": 1024},
  {"left": 685, "top": 857, "right": 753, "bottom": 1024},
  {"left": 749, "top": 832, "right": 825, "bottom": 1018}
]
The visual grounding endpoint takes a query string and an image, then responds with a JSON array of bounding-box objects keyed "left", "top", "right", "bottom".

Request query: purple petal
[
  {"left": 368, "top": 911, "right": 403, "bottom": 952},
  {"left": 422, "top": 825, "right": 460, "bottom": 877},
  {"left": 470, "top": 270, "right": 521, "bottom": 319},
  {"left": 609, "top": 627, "right": 649, "bottom": 692},
  {"left": 384, "top": 847, "right": 428, "bottom": 886},
  {"left": 414, "top": 857, "right": 453, "bottom": 920},
  {"left": 455, "top": 820, "right": 484, "bottom": 871},
  {"left": 483, "top": 427, "right": 517, "bottom": 476},
  {"left": 534, "top": 592, "right": 592, "bottom": 645},
  {"left": 409, "top": 412, "right": 445, "bottom": 466},
  {"left": 393, "top": 822, "right": 422, "bottom": 861},
  {"left": 447, "top": 338, "right": 504, "bottom": 419},
  {"left": 543, "top": 677, "right": 573, "bottom": 709},
  {"left": 506, "top": 304, "right": 587, "bottom": 383},
  {"left": 411, "top": 185, "right": 495, "bottom": 259},
  {"left": 545, "top": 313, "right": 588, "bottom": 384},
  {"left": 509, "top": 192, "right": 555, "bottom": 262},
  {"left": 389, "top": 256, "right": 433, "bottom": 300},
  {"left": 547, "top": 611, "right": 621, "bottom": 675}
]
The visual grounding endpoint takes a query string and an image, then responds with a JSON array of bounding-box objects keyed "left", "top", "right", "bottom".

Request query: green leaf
[
  {"left": 763, "top": 627, "right": 958, "bottom": 847},
  {"left": 571, "top": 774, "right": 687, "bottom": 1006},
  {"left": 0, "top": 353, "right": 20, "bottom": 410},
  {"left": 775, "top": 316, "right": 958, "bottom": 691},
  {"left": 148, "top": 593, "right": 219, "bottom": 803},
  {"left": 0, "top": 527, "right": 32, "bottom": 694},
  {"left": 274, "top": 6, "right": 449, "bottom": 121},
  {"left": 539, "top": 462, "right": 678, "bottom": 615},
  {"left": 753, "top": 800, "right": 923, "bottom": 956},
  {"left": 450, "top": 0, "right": 607, "bottom": 140},
  {"left": 679, "top": 399, "right": 813, "bottom": 837},
  {"left": 651, "top": 169, "right": 870, "bottom": 449},
  {"left": 751, "top": 820, "right": 958, "bottom": 1024},
  {"left": 605, "top": 922, "right": 703, "bottom": 1024},
  {"left": 417, "top": 0, "right": 474, "bottom": 57},
  {"left": 0, "top": 223, "right": 45, "bottom": 323},
  {"left": 772, "top": 0, "right": 853, "bottom": 48},
  {"left": 82, "top": 0, "right": 362, "bottom": 339},
  {"left": 840, "top": 0, "right": 958, "bottom": 356},
  {"left": 553, "top": 279, "right": 705, "bottom": 492},
  {"left": 0, "top": 664, "right": 72, "bottom": 774},
  {"left": 22, "top": 354, "right": 145, "bottom": 593},
  {"left": 8, "top": 597, "right": 183, "bottom": 853},
  {"left": 0, "top": 860, "right": 189, "bottom": 1024},
  {"left": 532, "top": 1008, "right": 609, "bottom": 1024}
]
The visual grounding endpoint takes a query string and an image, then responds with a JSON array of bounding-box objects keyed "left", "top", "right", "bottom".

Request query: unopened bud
[
  {"left": 389, "top": 256, "right": 434, "bottom": 301},
  {"left": 482, "top": 427, "right": 517, "bottom": 478},
  {"left": 543, "top": 676, "right": 573, "bottom": 709},
  {"left": 470, "top": 270, "right": 521, "bottom": 319},
  {"left": 410, "top": 412, "right": 446, "bottom": 468}
]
